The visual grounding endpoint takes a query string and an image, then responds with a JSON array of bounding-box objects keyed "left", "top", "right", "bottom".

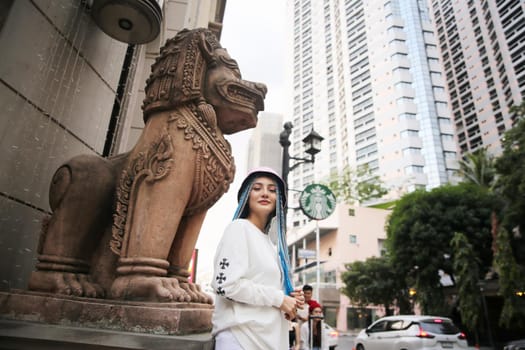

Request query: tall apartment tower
[
  {"left": 429, "top": 0, "right": 525, "bottom": 156},
  {"left": 246, "top": 112, "right": 283, "bottom": 172},
  {"left": 286, "top": 0, "right": 459, "bottom": 225}
]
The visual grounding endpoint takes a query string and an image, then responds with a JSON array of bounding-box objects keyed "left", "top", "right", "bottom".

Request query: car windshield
[{"left": 419, "top": 319, "right": 460, "bottom": 335}]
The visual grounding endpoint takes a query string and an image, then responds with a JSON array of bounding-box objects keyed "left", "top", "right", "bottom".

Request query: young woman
[
  {"left": 211, "top": 167, "right": 304, "bottom": 350},
  {"left": 300, "top": 301, "right": 329, "bottom": 350}
]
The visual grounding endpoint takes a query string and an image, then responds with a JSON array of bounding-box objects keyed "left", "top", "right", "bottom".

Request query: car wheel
[
  {"left": 356, "top": 344, "right": 365, "bottom": 350},
  {"left": 329, "top": 347, "right": 336, "bottom": 350}
]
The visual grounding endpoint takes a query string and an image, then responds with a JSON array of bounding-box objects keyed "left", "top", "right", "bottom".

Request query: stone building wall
[{"left": 0, "top": 0, "right": 225, "bottom": 290}]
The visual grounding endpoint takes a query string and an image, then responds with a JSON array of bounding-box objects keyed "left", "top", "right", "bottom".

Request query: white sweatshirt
[
  {"left": 211, "top": 219, "right": 288, "bottom": 349},
  {"left": 300, "top": 320, "right": 329, "bottom": 350}
]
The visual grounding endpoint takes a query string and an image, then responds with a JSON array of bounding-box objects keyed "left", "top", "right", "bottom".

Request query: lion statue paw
[
  {"left": 110, "top": 276, "right": 192, "bottom": 302},
  {"left": 28, "top": 270, "right": 105, "bottom": 298},
  {"left": 180, "top": 282, "right": 213, "bottom": 304}
]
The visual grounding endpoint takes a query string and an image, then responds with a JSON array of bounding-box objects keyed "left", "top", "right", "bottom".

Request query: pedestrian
[
  {"left": 298, "top": 284, "right": 321, "bottom": 324},
  {"left": 302, "top": 284, "right": 319, "bottom": 310},
  {"left": 289, "top": 318, "right": 301, "bottom": 350},
  {"left": 296, "top": 285, "right": 311, "bottom": 325},
  {"left": 300, "top": 301, "right": 329, "bottom": 350},
  {"left": 211, "top": 167, "right": 305, "bottom": 349}
]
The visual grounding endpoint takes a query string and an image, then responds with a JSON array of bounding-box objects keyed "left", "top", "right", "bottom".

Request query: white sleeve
[
  {"left": 300, "top": 322, "right": 309, "bottom": 350},
  {"left": 296, "top": 303, "right": 309, "bottom": 321},
  {"left": 211, "top": 220, "right": 284, "bottom": 308},
  {"left": 322, "top": 321, "right": 329, "bottom": 350}
]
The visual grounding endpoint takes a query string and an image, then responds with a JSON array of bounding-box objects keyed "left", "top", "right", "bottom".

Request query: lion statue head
[{"left": 142, "top": 28, "right": 267, "bottom": 134}]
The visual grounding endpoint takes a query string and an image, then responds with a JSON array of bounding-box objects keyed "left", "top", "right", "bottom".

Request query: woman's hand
[
  {"left": 280, "top": 295, "right": 298, "bottom": 320},
  {"left": 290, "top": 288, "right": 305, "bottom": 309}
]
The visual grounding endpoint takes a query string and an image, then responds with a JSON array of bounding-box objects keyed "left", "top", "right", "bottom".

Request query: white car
[
  {"left": 325, "top": 323, "right": 339, "bottom": 350},
  {"left": 353, "top": 315, "right": 468, "bottom": 350},
  {"left": 503, "top": 339, "right": 525, "bottom": 350}
]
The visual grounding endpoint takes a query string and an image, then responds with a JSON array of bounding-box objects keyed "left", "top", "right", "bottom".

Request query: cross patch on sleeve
[
  {"left": 214, "top": 257, "right": 231, "bottom": 296},
  {"left": 219, "top": 258, "right": 230, "bottom": 269},
  {"left": 216, "top": 272, "right": 226, "bottom": 284}
]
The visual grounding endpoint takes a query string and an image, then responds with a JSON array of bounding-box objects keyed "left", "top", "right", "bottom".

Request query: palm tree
[
  {"left": 458, "top": 148, "right": 496, "bottom": 189},
  {"left": 459, "top": 105, "right": 525, "bottom": 329}
]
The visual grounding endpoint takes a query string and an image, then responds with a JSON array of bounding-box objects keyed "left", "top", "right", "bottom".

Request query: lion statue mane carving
[{"left": 28, "top": 28, "right": 267, "bottom": 303}]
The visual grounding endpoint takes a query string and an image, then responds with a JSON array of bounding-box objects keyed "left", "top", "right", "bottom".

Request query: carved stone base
[
  {"left": 0, "top": 290, "right": 213, "bottom": 336},
  {"left": 0, "top": 319, "right": 213, "bottom": 350}
]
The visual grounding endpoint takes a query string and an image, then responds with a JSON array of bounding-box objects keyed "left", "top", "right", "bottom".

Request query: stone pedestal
[
  {"left": 0, "top": 319, "right": 213, "bottom": 349},
  {"left": 0, "top": 290, "right": 214, "bottom": 339}
]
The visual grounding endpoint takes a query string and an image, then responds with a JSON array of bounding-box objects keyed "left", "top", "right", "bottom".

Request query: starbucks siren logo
[{"left": 299, "top": 184, "right": 336, "bottom": 220}]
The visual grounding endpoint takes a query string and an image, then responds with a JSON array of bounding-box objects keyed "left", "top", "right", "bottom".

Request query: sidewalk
[{"left": 0, "top": 319, "right": 213, "bottom": 350}]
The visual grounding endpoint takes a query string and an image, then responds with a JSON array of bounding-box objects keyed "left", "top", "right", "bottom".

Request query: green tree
[
  {"left": 451, "top": 232, "right": 482, "bottom": 343},
  {"left": 492, "top": 102, "right": 525, "bottom": 331},
  {"left": 341, "top": 256, "right": 411, "bottom": 315},
  {"left": 458, "top": 147, "right": 496, "bottom": 188},
  {"left": 386, "top": 183, "right": 498, "bottom": 314},
  {"left": 494, "top": 226, "right": 525, "bottom": 329},
  {"left": 458, "top": 146, "right": 500, "bottom": 266},
  {"left": 326, "top": 165, "right": 387, "bottom": 204},
  {"left": 495, "top": 106, "right": 525, "bottom": 266}
]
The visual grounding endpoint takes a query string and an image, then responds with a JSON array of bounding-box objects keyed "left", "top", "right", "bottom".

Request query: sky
[{"left": 195, "top": 0, "right": 288, "bottom": 281}]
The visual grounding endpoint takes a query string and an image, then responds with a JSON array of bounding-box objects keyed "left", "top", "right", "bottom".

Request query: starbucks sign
[{"left": 299, "top": 184, "right": 336, "bottom": 220}]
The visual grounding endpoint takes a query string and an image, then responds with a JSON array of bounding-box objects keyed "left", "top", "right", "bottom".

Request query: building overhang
[
  {"left": 287, "top": 220, "right": 338, "bottom": 246},
  {"left": 293, "top": 260, "right": 326, "bottom": 274}
]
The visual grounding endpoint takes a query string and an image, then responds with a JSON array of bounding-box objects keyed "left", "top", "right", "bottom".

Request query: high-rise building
[
  {"left": 429, "top": 0, "right": 525, "bottom": 156},
  {"left": 286, "top": 0, "right": 460, "bottom": 227},
  {"left": 285, "top": 0, "right": 525, "bottom": 332},
  {"left": 246, "top": 112, "right": 283, "bottom": 172}
]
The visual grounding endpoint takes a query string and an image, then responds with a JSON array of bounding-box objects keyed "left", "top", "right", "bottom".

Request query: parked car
[
  {"left": 504, "top": 339, "right": 525, "bottom": 350},
  {"left": 325, "top": 322, "right": 338, "bottom": 349},
  {"left": 353, "top": 315, "right": 467, "bottom": 350}
]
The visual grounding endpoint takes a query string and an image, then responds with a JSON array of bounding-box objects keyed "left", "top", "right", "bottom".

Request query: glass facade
[{"left": 288, "top": 0, "right": 460, "bottom": 213}]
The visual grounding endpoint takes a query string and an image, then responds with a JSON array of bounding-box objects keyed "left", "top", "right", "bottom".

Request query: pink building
[{"left": 287, "top": 203, "right": 391, "bottom": 332}]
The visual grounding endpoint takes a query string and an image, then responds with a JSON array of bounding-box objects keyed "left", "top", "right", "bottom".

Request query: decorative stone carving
[{"left": 28, "top": 28, "right": 267, "bottom": 303}]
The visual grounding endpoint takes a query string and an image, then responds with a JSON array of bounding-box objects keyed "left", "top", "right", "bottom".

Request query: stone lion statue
[{"left": 28, "top": 28, "right": 267, "bottom": 303}]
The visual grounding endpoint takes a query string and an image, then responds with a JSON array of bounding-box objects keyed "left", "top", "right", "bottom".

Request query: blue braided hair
[
  {"left": 275, "top": 185, "right": 294, "bottom": 295},
  {"left": 232, "top": 174, "right": 294, "bottom": 295}
]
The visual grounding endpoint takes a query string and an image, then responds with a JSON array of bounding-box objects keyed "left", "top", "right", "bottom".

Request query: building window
[
  {"left": 396, "top": 96, "right": 414, "bottom": 106},
  {"left": 442, "top": 134, "right": 454, "bottom": 142},
  {"left": 400, "top": 129, "right": 419, "bottom": 138},
  {"left": 444, "top": 151, "right": 457, "bottom": 159},
  {"left": 324, "top": 269, "right": 336, "bottom": 283},
  {"left": 402, "top": 147, "right": 421, "bottom": 156},
  {"left": 405, "top": 165, "right": 424, "bottom": 174},
  {"left": 399, "top": 112, "right": 417, "bottom": 121},
  {"left": 378, "top": 239, "right": 386, "bottom": 256},
  {"left": 349, "top": 234, "right": 357, "bottom": 244},
  {"left": 348, "top": 208, "right": 355, "bottom": 216}
]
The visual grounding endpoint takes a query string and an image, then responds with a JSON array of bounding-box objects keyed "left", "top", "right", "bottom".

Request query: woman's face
[
  {"left": 311, "top": 307, "right": 323, "bottom": 317},
  {"left": 248, "top": 176, "right": 277, "bottom": 218}
]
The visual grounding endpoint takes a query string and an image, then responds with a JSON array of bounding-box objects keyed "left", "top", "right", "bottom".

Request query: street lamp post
[
  {"left": 279, "top": 122, "right": 323, "bottom": 191},
  {"left": 279, "top": 121, "right": 323, "bottom": 297},
  {"left": 478, "top": 281, "right": 495, "bottom": 349}
]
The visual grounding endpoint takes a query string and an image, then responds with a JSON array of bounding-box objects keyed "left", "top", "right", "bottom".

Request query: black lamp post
[
  {"left": 279, "top": 122, "right": 323, "bottom": 192},
  {"left": 279, "top": 122, "right": 323, "bottom": 294}
]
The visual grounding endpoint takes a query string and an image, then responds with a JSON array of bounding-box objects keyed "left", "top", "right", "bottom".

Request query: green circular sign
[{"left": 299, "top": 184, "right": 337, "bottom": 220}]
